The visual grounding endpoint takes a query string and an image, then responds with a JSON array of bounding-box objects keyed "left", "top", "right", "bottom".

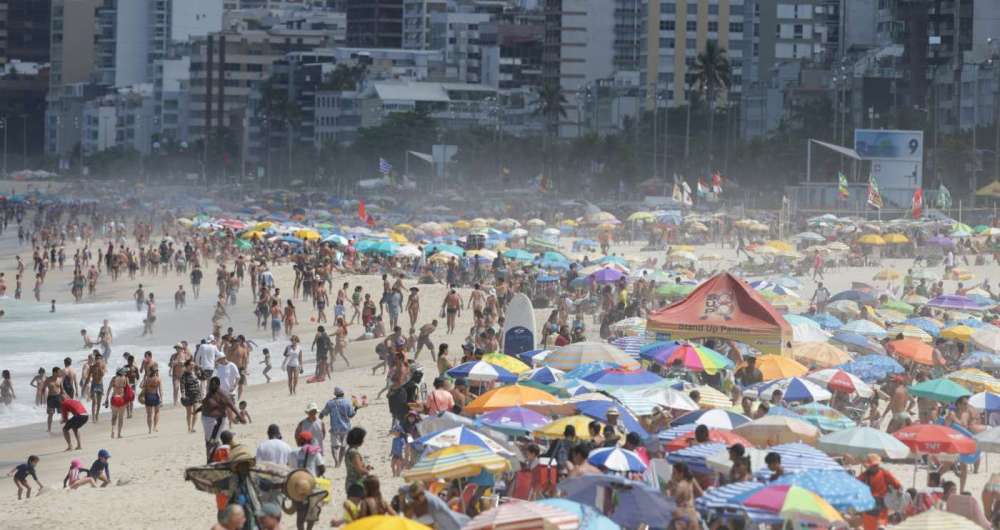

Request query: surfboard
[{"left": 503, "top": 293, "right": 536, "bottom": 356}]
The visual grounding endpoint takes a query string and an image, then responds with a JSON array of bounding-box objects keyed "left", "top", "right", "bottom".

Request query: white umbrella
[
  {"left": 817, "top": 426, "right": 911, "bottom": 459},
  {"left": 975, "top": 426, "right": 1000, "bottom": 452},
  {"left": 972, "top": 326, "right": 1000, "bottom": 353}
]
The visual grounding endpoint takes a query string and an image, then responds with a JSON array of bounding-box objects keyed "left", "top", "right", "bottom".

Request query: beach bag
[
  {"left": 124, "top": 384, "right": 136, "bottom": 403},
  {"left": 137, "top": 389, "right": 146, "bottom": 406}
]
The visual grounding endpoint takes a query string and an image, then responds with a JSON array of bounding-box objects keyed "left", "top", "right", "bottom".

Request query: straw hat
[{"left": 284, "top": 469, "right": 316, "bottom": 503}]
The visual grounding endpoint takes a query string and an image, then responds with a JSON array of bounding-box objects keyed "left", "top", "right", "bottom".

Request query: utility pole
[{"left": 1, "top": 117, "right": 7, "bottom": 177}]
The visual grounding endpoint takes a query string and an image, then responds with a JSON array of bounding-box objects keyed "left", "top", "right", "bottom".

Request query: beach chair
[
  {"left": 460, "top": 483, "right": 479, "bottom": 513},
  {"left": 508, "top": 470, "right": 533, "bottom": 500},
  {"left": 946, "top": 494, "right": 991, "bottom": 528}
]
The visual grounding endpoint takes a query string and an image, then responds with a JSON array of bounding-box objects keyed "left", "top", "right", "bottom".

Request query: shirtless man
[
  {"left": 414, "top": 320, "right": 437, "bottom": 360},
  {"left": 43, "top": 367, "right": 64, "bottom": 432},
  {"left": 89, "top": 353, "right": 106, "bottom": 421},
  {"left": 467, "top": 284, "right": 486, "bottom": 316},
  {"left": 442, "top": 288, "right": 462, "bottom": 334},
  {"left": 104, "top": 368, "right": 128, "bottom": 438},
  {"left": 142, "top": 293, "right": 156, "bottom": 336},
  {"left": 81, "top": 329, "right": 97, "bottom": 349},
  {"left": 886, "top": 377, "right": 913, "bottom": 433},
  {"left": 79, "top": 353, "right": 94, "bottom": 401},
  {"left": 134, "top": 284, "right": 145, "bottom": 312},
  {"left": 231, "top": 336, "right": 250, "bottom": 400}
]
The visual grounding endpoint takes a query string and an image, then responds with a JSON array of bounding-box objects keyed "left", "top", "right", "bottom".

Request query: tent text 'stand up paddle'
[{"left": 646, "top": 272, "right": 793, "bottom": 357}]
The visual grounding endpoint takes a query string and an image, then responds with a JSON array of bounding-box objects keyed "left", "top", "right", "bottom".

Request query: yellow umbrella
[
  {"left": 976, "top": 181, "right": 1000, "bottom": 198},
  {"left": 752, "top": 355, "right": 809, "bottom": 381},
  {"left": 941, "top": 325, "right": 975, "bottom": 342},
  {"left": 946, "top": 369, "right": 1000, "bottom": 393},
  {"left": 765, "top": 240, "right": 794, "bottom": 252},
  {"left": 344, "top": 516, "right": 431, "bottom": 530},
  {"left": 628, "top": 211, "right": 655, "bottom": 222},
  {"left": 241, "top": 231, "right": 265, "bottom": 240},
  {"left": 428, "top": 251, "right": 460, "bottom": 263},
  {"left": 945, "top": 268, "right": 974, "bottom": 281},
  {"left": 873, "top": 268, "right": 901, "bottom": 281},
  {"left": 790, "top": 342, "right": 853, "bottom": 368},
  {"left": 533, "top": 416, "right": 595, "bottom": 440},
  {"left": 884, "top": 233, "right": 909, "bottom": 244},
  {"left": 454, "top": 220, "right": 471, "bottom": 230},
  {"left": 886, "top": 324, "right": 933, "bottom": 342},
  {"left": 176, "top": 218, "right": 194, "bottom": 227},
  {"left": 402, "top": 445, "right": 511, "bottom": 482},
  {"left": 295, "top": 229, "right": 321, "bottom": 240},
  {"left": 388, "top": 231, "right": 408, "bottom": 243},
  {"left": 481, "top": 353, "right": 530, "bottom": 374},
  {"left": 394, "top": 223, "right": 414, "bottom": 232},
  {"left": 561, "top": 219, "right": 578, "bottom": 227},
  {"left": 471, "top": 218, "right": 490, "bottom": 227},
  {"left": 858, "top": 234, "right": 886, "bottom": 245}
]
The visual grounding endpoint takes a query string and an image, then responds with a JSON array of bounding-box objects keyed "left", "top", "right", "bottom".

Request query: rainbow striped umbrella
[
  {"left": 403, "top": 445, "right": 510, "bottom": 481},
  {"left": 733, "top": 484, "right": 844, "bottom": 525},
  {"left": 640, "top": 341, "right": 733, "bottom": 374}
]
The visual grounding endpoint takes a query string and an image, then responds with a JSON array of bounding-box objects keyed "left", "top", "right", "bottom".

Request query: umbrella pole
[{"left": 912, "top": 452, "right": 919, "bottom": 489}]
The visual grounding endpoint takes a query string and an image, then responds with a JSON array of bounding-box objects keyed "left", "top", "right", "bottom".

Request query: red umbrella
[
  {"left": 891, "top": 424, "right": 976, "bottom": 454},
  {"left": 665, "top": 429, "right": 754, "bottom": 452}
]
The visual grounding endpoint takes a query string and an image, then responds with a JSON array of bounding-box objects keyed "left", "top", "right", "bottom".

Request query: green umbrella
[
  {"left": 656, "top": 283, "right": 695, "bottom": 299},
  {"left": 791, "top": 403, "right": 857, "bottom": 432},
  {"left": 235, "top": 239, "right": 253, "bottom": 250},
  {"left": 908, "top": 378, "right": 971, "bottom": 404},
  {"left": 881, "top": 299, "right": 915, "bottom": 314}
]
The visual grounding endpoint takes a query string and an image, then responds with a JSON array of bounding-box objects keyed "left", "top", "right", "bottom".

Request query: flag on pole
[
  {"left": 681, "top": 181, "right": 693, "bottom": 206},
  {"left": 711, "top": 172, "right": 722, "bottom": 193},
  {"left": 357, "top": 199, "right": 367, "bottom": 222},
  {"left": 837, "top": 172, "right": 849, "bottom": 200},
  {"left": 378, "top": 157, "right": 392, "bottom": 175},
  {"left": 937, "top": 183, "right": 952, "bottom": 209},
  {"left": 866, "top": 175, "right": 883, "bottom": 209},
  {"left": 911, "top": 188, "right": 923, "bottom": 219}
]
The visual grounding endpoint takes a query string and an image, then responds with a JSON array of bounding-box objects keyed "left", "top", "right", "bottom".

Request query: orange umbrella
[
  {"left": 748, "top": 355, "right": 809, "bottom": 381},
  {"left": 887, "top": 339, "right": 934, "bottom": 366},
  {"left": 463, "top": 384, "right": 561, "bottom": 415}
]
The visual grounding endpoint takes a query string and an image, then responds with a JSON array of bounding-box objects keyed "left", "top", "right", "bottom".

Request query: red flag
[
  {"left": 357, "top": 200, "right": 366, "bottom": 222},
  {"left": 911, "top": 188, "right": 923, "bottom": 220},
  {"left": 365, "top": 214, "right": 376, "bottom": 228}
]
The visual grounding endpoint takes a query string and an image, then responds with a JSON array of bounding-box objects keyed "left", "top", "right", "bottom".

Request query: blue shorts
[{"left": 271, "top": 319, "right": 281, "bottom": 331}]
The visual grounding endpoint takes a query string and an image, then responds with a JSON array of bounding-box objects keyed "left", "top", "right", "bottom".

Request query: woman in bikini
[
  {"left": 142, "top": 366, "right": 163, "bottom": 433},
  {"left": 283, "top": 299, "right": 298, "bottom": 336},
  {"left": 334, "top": 317, "right": 350, "bottom": 367}
]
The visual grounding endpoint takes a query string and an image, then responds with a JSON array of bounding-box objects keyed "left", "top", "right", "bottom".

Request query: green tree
[
  {"left": 533, "top": 82, "right": 568, "bottom": 136},
  {"left": 689, "top": 40, "right": 731, "bottom": 167}
]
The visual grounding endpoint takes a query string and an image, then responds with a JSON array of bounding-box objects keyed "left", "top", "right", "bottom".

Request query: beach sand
[{"left": 0, "top": 218, "right": 997, "bottom": 528}]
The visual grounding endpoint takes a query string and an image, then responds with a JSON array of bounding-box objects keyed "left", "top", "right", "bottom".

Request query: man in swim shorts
[
  {"left": 43, "top": 367, "right": 64, "bottom": 433},
  {"left": 60, "top": 398, "right": 89, "bottom": 451},
  {"left": 89, "top": 352, "right": 106, "bottom": 421}
]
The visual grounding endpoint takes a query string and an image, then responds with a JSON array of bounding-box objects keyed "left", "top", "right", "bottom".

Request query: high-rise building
[
  {"left": 346, "top": 0, "right": 404, "bottom": 48},
  {"left": 480, "top": 20, "right": 544, "bottom": 90},
  {"left": 403, "top": 0, "right": 447, "bottom": 49},
  {"left": 1, "top": 0, "right": 51, "bottom": 65},
  {"left": 638, "top": 0, "right": 748, "bottom": 109},
  {"left": 93, "top": 0, "right": 151, "bottom": 87},
  {"left": 543, "top": 0, "right": 615, "bottom": 137},
  {"left": 46, "top": 0, "right": 102, "bottom": 157},
  {"left": 430, "top": 11, "right": 491, "bottom": 83}
]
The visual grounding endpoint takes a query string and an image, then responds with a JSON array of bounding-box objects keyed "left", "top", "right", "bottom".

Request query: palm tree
[
  {"left": 688, "top": 40, "right": 731, "bottom": 166},
  {"left": 533, "top": 82, "right": 568, "bottom": 136}
]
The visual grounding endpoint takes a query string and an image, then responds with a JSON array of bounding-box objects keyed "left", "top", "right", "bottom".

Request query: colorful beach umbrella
[
  {"left": 580, "top": 368, "right": 663, "bottom": 387},
  {"left": 519, "top": 366, "right": 565, "bottom": 385},
  {"left": 889, "top": 509, "right": 984, "bottom": 530},
  {"left": 403, "top": 445, "right": 511, "bottom": 481},
  {"left": 734, "top": 484, "right": 844, "bottom": 525},
  {"left": 733, "top": 416, "right": 820, "bottom": 446},
  {"left": 817, "top": 426, "right": 911, "bottom": 459},
  {"left": 790, "top": 402, "right": 856, "bottom": 431},
  {"left": 941, "top": 325, "right": 976, "bottom": 342},
  {"left": 755, "top": 377, "right": 832, "bottom": 402},
  {"left": 907, "top": 377, "right": 971, "bottom": 403},
  {"left": 927, "top": 295, "right": 983, "bottom": 311},
  {"left": 771, "top": 469, "right": 876, "bottom": 513},
  {"left": 969, "top": 392, "right": 1000, "bottom": 412},
  {"left": 533, "top": 415, "right": 595, "bottom": 440},
  {"left": 790, "top": 342, "right": 852, "bottom": 368},
  {"left": 946, "top": 368, "right": 1000, "bottom": 393},
  {"left": 534, "top": 499, "right": 621, "bottom": 530},
  {"left": 642, "top": 342, "right": 733, "bottom": 374},
  {"left": 753, "top": 355, "right": 809, "bottom": 381},
  {"left": 544, "top": 342, "right": 639, "bottom": 371},
  {"left": 482, "top": 353, "right": 531, "bottom": 374},
  {"left": 664, "top": 428, "right": 754, "bottom": 452},
  {"left": 413, "top": 426, "right": 514, "bottom": 456},
  {"left": 672, "top": 408, "right": 752, "bottom": 430}
]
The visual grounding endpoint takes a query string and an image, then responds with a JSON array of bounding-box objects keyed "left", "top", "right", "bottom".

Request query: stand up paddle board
[{"left": 503, "top": 293, "right": 536, "bottom": 356}]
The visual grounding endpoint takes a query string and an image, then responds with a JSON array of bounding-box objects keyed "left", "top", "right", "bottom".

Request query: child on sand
[
  {"left": 390, "top": 427, "right": 408, "bottom": 477},
  {"left": 330, "top": 483, "right": 365, "bottom": 526},
  {"left": 89, "top": 449, "right": 112, "bottom": 487},
  {"left": 260, "top": 348, "right": 272, "bottom": 383},
  {"left": 8, "top": 455, "right": 43, "bottom": 499},
  {"left": 63, "top": 459, "right": 96, "bottom": 489},
  {"left": 1, "top": 370, "right": 14, "bottom": 405},
  {"left": 238, "top": 401, "right": 252, "bottom": 424}
]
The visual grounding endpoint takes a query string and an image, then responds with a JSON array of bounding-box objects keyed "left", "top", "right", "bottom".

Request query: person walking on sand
[
  {"left": 88, "top": 353, "right": 106, "bottom": 421},
  {"left": 333, "top": 317, "right": 350, "bottom": 367},
  {"left": 283, "top": 299, "right": 299, "bottom": 336},
  {"left": 180, "top": 360, "right": 202, "bottom": 433},
  {"left": 282, "top": 336, "right": 303, "bottom": 396},
  {"left": 406, "top": 287, "right": 420, "bottom": 330},
  {"left": 320, "top": 387, "right": 355, "bottom": 468},
  {"left": 442, "top": 288, "right": 461, "bottom": 334},
  {"left": 105, "top": 368, "right": 130, "bottom": 439},
  {"left": 141, "top": 366, "right": 162, "bottom": 433},
  {"left": 195, "top": 377, "right": 241, "bottom": 462}
]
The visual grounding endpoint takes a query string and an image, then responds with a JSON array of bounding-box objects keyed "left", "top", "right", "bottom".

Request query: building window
[
  {"left": 660, "top": 20, "right": 675, "bottom": 31},
  {"left": 662, "top": 3, "right": 675, "bottom": 14},
  {"left": 794, "top": 24, "right": 803, "bottom": 38},
  {"left": 730, "top": 22, "right": 743, "bottom": 33},
  {"left": 660, "top": 37, "right": 675, "bottom": 48},
  {"left": 708, "top": 4, "right": 718, "bottom": 15},
  {"left": 708, "top": 21, "right": 718, "bottom": 32},
  {"left": 686, "top": 21, "right": 696, "bottom": 31}
]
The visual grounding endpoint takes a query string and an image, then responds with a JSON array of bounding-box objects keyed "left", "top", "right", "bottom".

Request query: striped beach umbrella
[
  {"left": 477, "top": 406, "right": 550, "bottom": 435},
  {"left": 806, "top": 368, "right": 874, "bottom": 398},
  {"left": 755, "top": 377, "right": 833, "bottom": 402},
  {"left": 403, "top": 445, "right": 511, "bottom": 481},
  {"left": 447, "top": 361, "right": 518, "bottom": 383},
  {"left": 733, "top": 416, "right": 820, "bottom": 446},
  {"left": 587, "top": 447, "right": 648, "bottom": 473},
  {"left": 672, "top": 408, "right": 751, "bottom": 430},
  {"left": 642, "top": 342, "right": 733, "bottom": 374},
  {"left": 790, "top": 402, "right": 856, "bottom": 432},
  {"left": 790, "top": 342, "right": 853, "bottom": 369},
  {"left": 817, "top": 426, "right": 911, "bottom": 459},
  {"left": 413, "top": 426, "right": 514, "bottom": 456},
  {"left": 544, "top": 342, "right": 639, "bottom": 371},
  {"left": 482, "top": 353, "right": 531, "bottom": 374},
  {"left": 463, "top": 384, "right": 561, "bottom": 414},
  {"left": 465, "top": 501, "right": 580, "bottom": 530},
  {"left": 519, "top": 366, "right": 565, "bottom": 385}
]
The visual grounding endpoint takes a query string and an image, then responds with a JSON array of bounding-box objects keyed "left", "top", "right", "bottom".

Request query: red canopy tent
[{"left": 646, "top": 272, "right": 792, "bottom": 357}]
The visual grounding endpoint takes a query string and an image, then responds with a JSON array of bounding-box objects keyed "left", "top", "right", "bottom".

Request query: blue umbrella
[
  {"left": 595, "top": 255, "right": 628, "bottom": 266},
  {"left": 752, "top": 442, "right": 841, "bottom": 479},
  {"left": 771, "top": 469, "right": 875, "bottom": 512},
  {"left": 520, "top": 366, "right": 565, "bottom": 385},
  {"left": 587, "top": 447, "right": 648, "bottom": 473},
  {"left": 830, "top": 290, "right": 878, "bottom": 305},
  {"left": 838, "top": 354, "right": 904, "bottom": 382},
  {"left": 581, "top": 368, "right": 663, "bottom": 387},
  {"left": 755, "top": 377, "right": 832, "bottom": 402},
  {"left": 957, "top": 318, "right": 987, "bottom": 329},
  {"left": 962, "top": 351, "right": 1000, "bottom": 370},
  {"left": 806, "top": 313, "right": 844, "bottom": 330},
  {"left": 424, "top": 243, "right": 465, "bottom": 256},
  {"left": 841, "top": 319, "right": 888, "bottom": 339},
  {"left": 277, "top": 235, "right": 303, "bottom": 245},
  {"left": 791, "top": 402, "right": 857, "bottom": 432},
  {"left": 638, "top": 341, "right": 678, "bottom": 359},
  {"left": 559, "top": 475, "right": 677, "bottom": 529},
  {"left": 656, "top": 423, "right": 697, "bottom": 442},
  {"left": 766, "top": 406, "right": 806, "bottom": 421},
  {"left": 515, "top": 348, "right": 552, "bottom": 366},
  {"left": 536, "top": 273, "right": 561, "bottom": 283},
  {"left": 538, "top": 258, "right": 570, "bottom": 269},
  {"left": 831, "top": 331, "right": 887, "bottom": 355},
  {"left": 573, "top": 400, "right": 650, "bottom": 439},
  {"left": 412, "top": 426, "right": 514, "bottom": 455},
  {"left": 969, "top": 392, "right": 1000, "bottom": 412},
  {"left": 905, "top": 318, "right": 941, "bottom": 337},
  {"left": 667, "top": 442, "right": 727, "bottom": 474},
  {"left": 476, "top": 406, "right": 550, "bottom": 435},
  {"left": 446, "top": 361, "right": 517, "bottom": 383},
  {"left": 536, "top": 499, "right": 621, "bottom": 530},
  {"left": 541, "top": 251, "right": 568, "bottom": 262},
  {"left": 611, "top": 336, "right": 645, "bottom": 358},
  {"left": 565, "top": 362, "right": 625, "bottom": 380},
  {"left": 504, "top": 249, "right": 538, "bottom": 263}
]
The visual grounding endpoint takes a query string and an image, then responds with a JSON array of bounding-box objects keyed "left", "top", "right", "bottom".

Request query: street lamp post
[{"left": 1, "top": 117, "right": 7, "bottom": 178}]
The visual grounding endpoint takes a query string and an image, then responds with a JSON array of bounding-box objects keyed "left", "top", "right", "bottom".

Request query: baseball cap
[
  {"left": 98, "top": 449, "right": 111, "bottom": 458},
  {"left": 334, "top": 387, "right": 345, "bottom": 396},
  {"left": 305, "top": 402, "right": 319, "bottom": 413}
]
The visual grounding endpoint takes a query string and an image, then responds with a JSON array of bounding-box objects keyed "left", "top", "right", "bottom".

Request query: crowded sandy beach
[{"left": 1, "top": 179, "right": 1000, "bottom": 530}]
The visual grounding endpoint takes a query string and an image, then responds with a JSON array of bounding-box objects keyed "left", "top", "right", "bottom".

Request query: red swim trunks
[{"left": 111, "top": 396, "right": 126, "bottom": 408}]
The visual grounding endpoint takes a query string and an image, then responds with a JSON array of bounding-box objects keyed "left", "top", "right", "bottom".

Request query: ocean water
[{"left": 0, "top": 297, "right": 151, "bottom": 429}]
